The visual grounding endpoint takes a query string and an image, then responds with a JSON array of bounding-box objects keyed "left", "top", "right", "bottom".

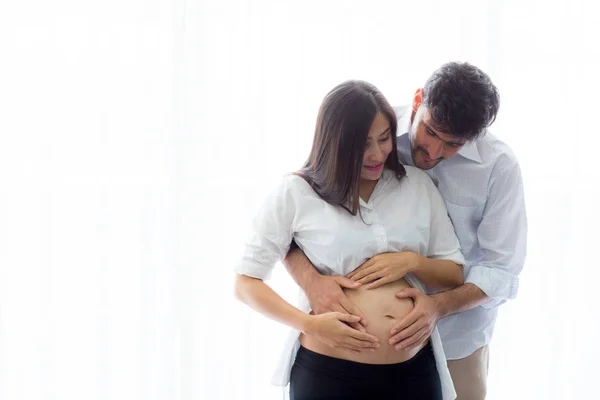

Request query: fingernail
[
  {"left": 370, "top": 349, "right": 376, "bottom": 352},
  {"left": 390, "top": 329, "right": 397, "bottom": 335},
  {"left": 395, "top": 344, "right": 402, "bottom": 351}
]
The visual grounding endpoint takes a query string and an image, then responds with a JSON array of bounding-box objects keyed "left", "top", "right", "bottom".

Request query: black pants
[{"left": 289, "top": 342, "right": 442, "bottom": 400}]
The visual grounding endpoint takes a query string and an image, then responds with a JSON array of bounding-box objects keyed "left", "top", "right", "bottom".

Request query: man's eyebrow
[{"left": 423, "top": 121, "right": 465, "bottom": 145}]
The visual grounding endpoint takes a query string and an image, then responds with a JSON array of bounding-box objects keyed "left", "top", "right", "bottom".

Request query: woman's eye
[{"left": 379, "top": 135, "right": 390, "bottom": 142}]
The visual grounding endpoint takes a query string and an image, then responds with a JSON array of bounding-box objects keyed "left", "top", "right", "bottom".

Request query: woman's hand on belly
[
  {"left": 347, "top": 252, "right": 419, "bottom": 289},
  {"left": 304, "top": 274, "right": 369, "bottom": 332},
  {"left": 303, "top": 279, "right": 427, "bottom": 364},
  {"left": 304, "top": 312, "right": 380, "bottom": 353}
]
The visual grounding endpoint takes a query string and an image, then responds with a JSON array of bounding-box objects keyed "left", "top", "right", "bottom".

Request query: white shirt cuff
[{"left": 465, "top": 265, "right": 519, "bottom": 309}]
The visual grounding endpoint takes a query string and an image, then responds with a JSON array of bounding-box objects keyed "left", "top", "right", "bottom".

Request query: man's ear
[{"left": 412, "top": 88, "right": 423, "bottom": 112}]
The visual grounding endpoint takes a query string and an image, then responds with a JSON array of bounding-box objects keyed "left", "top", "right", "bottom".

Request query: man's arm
[
  {"left": 433, "top": 283, "right": 489, "bottom": 317},
  {"left": 457, "top": 161, "right": 527, "bottom": 311},
  {"left": 390, "top": 159, "right": 527, "bottom": 349},
  {"left": 283, "top": 246, "right": 322, "bottom": 291},
  {"left": 282, "top": 247, "right": 369, "bottom": 330}
]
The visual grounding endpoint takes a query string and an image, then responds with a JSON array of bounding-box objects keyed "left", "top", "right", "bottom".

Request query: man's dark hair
[{"left": 423, "top": 62, "right": 500, "bottom": 141}]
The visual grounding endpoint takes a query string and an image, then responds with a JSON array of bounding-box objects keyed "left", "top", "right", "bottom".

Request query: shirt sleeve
[
  {"left": 425, "top": 176, "right": 466, "bottom": 266},
  {"left": 466, "top": 162, "right": 527, "bottom": 309},
  {"left": 234, "top": 177, "right": 297, "bottom": 280}
]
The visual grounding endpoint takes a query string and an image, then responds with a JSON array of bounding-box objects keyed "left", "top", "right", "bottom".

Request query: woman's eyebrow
[{"left": 378, "top": 127, "right": 391, "bottom": 137}]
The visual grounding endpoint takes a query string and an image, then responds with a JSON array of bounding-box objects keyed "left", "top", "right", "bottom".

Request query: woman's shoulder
[
  {"left": 403, "top": 165, "right": 430, "bottom": 181},
  {"left": 276, "top": 172, "right": 318, "bottom": 199},
  {"left": 384, "top": 166, "right": 439, "bottom": 202},
  {"left": 386, "top": 165, "right": 432, "bottom": 188}
]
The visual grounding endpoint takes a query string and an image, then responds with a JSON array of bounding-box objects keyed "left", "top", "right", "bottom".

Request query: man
[{"left": 283, "top": 62, "right": 527, "bottom": 399}]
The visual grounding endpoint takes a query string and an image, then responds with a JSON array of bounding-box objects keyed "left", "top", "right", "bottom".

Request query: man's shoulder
[{"left": 476, "top": 132, "right": 521, "bottom": 172}]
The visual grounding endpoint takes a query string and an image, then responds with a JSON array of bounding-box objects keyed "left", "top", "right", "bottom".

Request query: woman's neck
[{"left": 359, "top": 179, "right": 378, "bottom": 203}]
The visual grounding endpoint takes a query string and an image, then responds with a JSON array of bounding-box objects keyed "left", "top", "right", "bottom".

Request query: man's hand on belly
[
  {"left": 306, "top": 275, "right": 369, "bottom": 333},
  {"left": 388, "top": 288, "right": 440, "bottom": 351}
]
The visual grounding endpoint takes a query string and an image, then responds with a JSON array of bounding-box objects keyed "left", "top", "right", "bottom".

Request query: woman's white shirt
[{"left": 235, "top": 167, "right": 465, "bottom": 400}]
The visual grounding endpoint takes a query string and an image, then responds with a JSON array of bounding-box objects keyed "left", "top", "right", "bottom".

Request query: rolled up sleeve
[
  {"left": 234, "top": 177, "right": 297, "bottom": 280},
  {"left": 466, "top": 162, "right": 527, "bottom": 309}
]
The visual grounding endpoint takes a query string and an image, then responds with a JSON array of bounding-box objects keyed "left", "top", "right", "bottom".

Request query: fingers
[
  {"left": 328, "top": 303, "right": 348, "bottom": 315},
  {"left": 337, "top": 295, "right": 368, "bottom": 326},
  {"left": 342, "top": 335, "right": 380, "bottom": 349},
  {"left": 347, "top": 259, "right": 374, "bottom": 279},
  {"left": 395, "top": 287, "right": 421, "bottom": 299},
  {"left": 356, "top": 270, "right": 384, "bottom": 285},
  {"left": 332, "top": 275, "right": 361, "bottom": 289},
  {"left": 389, "top": 311, "right": 419, "bottom": 338},
  {"left": 348, "top": 321, "right": 367, "bottom": 333},
  {"left": 349, "top": 266, "right": 377, "bottom": 282},
  {"left": 345, "top": 326, "right": 379, "bottom": 344},
  {"left": 364, "top": 276, "right": 392, "bottom": 290},
  {"left": 391, "top": 318, "right": 422, "bottom": 341},
  {"left": 335, "top": 312, "right": 362, "bottom": 324},
  {"left": 389, "top": 320, "right": 422, "bottom": 347},
  {"left": 400, "top": 328, "right": 429, "bottom": 351}
]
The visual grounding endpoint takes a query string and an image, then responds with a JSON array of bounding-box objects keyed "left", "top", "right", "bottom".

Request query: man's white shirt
[{"left": 395, "top": 105, "right": 528, "bottom": 360}]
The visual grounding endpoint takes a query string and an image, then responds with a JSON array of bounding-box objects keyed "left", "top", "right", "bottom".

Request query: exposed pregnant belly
[{"left": 299, "top": 278, "right": 428, "bottom": 364}]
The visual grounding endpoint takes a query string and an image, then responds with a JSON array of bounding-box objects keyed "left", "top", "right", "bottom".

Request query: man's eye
[{"left": 426, "top": 129, "right": 436, "bottom": 136}]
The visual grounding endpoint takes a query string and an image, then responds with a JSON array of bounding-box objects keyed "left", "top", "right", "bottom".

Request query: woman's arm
[
  {"left": 234, "top": 274, "right": 379, "bottom": 352},
  {"left": 234, "top": 177, "right": 379, "bottom": 352},
  {"left": 411, "top": 254, "right": 463, "bottom": 291},
  {"left": 347, "top": 251, "right": 462, "bottom": 292},
  {"left": 235, "top": 274, "right": 311, "bottom": 332}
]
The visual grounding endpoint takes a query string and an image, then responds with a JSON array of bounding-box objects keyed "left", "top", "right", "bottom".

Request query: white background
[{"left": 1, "top": 0, "right": 599, "bottom": 399}]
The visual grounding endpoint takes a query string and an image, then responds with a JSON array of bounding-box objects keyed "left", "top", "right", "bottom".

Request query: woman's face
[{"left": 361, "top": 112, "right": 393, "bottom": 181}]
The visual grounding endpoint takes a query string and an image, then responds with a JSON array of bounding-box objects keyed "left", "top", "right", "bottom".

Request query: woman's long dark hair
[{"left": 298, "top": 80, "right": 406, "bottom": 216}]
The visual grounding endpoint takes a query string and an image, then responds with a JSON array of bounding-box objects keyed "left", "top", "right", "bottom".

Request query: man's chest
[{"left": 426, "top": 165, "right": 489, "bottom": 254}]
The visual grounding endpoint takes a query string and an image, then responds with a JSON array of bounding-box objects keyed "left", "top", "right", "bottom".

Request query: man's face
[{"left": 409, "top": 101, "right": 467, "bottom": 170}]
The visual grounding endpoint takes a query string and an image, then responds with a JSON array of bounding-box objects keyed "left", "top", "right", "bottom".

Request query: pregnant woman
[{"left": 234, "top": 80, "right": 465, "bottom": 399}]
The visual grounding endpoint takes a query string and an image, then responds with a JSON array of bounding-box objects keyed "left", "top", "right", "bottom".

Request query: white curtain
[
  {"left": 1, "top": 0, "right": 599, "bottom": 399},
  {"left": 189, "top": 1, "right": 600, "bottom": 399},
  {"left": 0, "top": 1, "right": 178, "bottom": 399}
]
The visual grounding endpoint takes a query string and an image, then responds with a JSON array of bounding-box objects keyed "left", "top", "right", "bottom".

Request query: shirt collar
[
  {"left": 457, "top": 140, "right": 482, "bottom": 163},
  {"left": 396, "top": 105, "right": 482, "bottom": 164},
  {"left": 359, "top": 168, "right": 393, "bottom": 209}
]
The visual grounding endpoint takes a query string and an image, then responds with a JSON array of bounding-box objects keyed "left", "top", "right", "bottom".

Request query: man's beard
[{"left": 412, "top": 147, "right": 442, "bottom": 170}]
